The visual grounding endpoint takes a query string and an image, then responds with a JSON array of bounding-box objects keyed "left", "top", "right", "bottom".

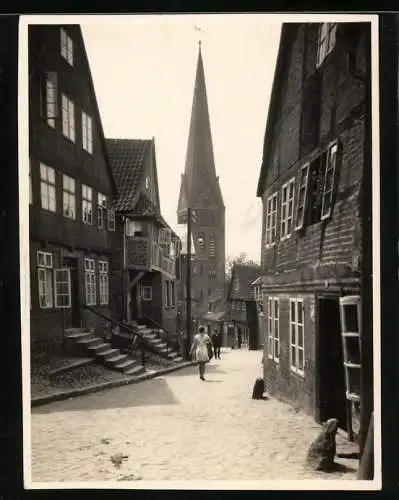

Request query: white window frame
[
  {"left": 61, "top": 94, "right": 75, "bottom": 142},
  {"left": 316, "top": 23, "right": 337, "bottom": 68},
  {"left": 60, "top": 27, "right": 73, "bottom": 66},
  {"left": 82, "top": 184, "right": 93, "bottom": 225},
  {"left": 98, "top": 260, "right": 109, "bottom": 305},
  {"left": 40, "top": 163, "right": 56, "bottom": 213},
  {"left": 97, "top": 193, "right": 107, "bottom": 229},
  {"left": 267, "top": 297, "right": 279, "bottom": 361},
  {"left": 265, "top": 192, "right": 278, "bottom": 247},
  {"left": 321, "top": 141, "right": 338, "bottom": 220},
  {"left": 54, "top": 268, "right": 71, "bottom": 308},
  {"left": 126, "top": 219, "right": 142, "bottom": 237},
  {"left": 42, "top": 71, "right": 58, "bottom": 128},
  {"left": 280, "top": 178, "right": 295, "bottom": 241},
  {"left": 107, "top": 209, "right": 116, "bottom": 232},
  {"left": 295, "top": 163, "right": 310, "bottom": 230},
  {"left": 142, "top": 285, "right": 152, "bottom": 301},
  {"left": 82, "top": 111, "right": 93, "bottom": 154},
  {"left": 37, "top": 251, "right": 53, "bottom": 309},
  {"left": 62, "top": 174, "right": 76, "bottom": 219},
  {"left": 289, "top": 298, "right": 305, "bottom": 376},
  {"left": 84, "top": 258, "right": 96, "bottom": 306}
]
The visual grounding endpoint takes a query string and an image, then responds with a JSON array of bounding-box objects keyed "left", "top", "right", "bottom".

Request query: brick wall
[{"left": 263, "top": 292, "right": 316, "bottom": 416}]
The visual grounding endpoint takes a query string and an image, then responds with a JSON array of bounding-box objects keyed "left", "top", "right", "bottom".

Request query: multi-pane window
[
  {"left": 98, "top": 261, "right": 109, "bottom": 305},
  {"left": 60, "top": 27, "right": 73, "bottom": 66},
  {"left": 142, "top": 286, "right": 152, "bottom": 301},
  {"left": 265, "top": 192, "right": 278, "bottom": 246},
  {"left": 295, "top": 141, "right": 338, "bottom": 229},
  {"left": 37, "top": 251, "right": 53, "bottom": 309},
  {"left": 42, "top": 72, "right": 57, "bottom": 128},
  {"left": 208, "top": 233, "right": 216, "bottom": 257},
  {"left": 126, "top": 219, "right": 142, "bottom": 237},
  {"left": 62, "top": 174, "right": 76, "bottom": 219},
  {"left": 290, "top": 298, "right": 305, "bottom": 375},
  {"left": 40, "top": 163, "right": 56, "bottom": 212},
  {"left": 295, "top": 164, "right": 310, "bottom": 230},
  {"left": 82, "top": 111, "right": 93, "bottom": 154},
  {"left": 316, "top": 23, "right": 337, "bottom": 67},
  {"left": 198, "top": 232, "right": 205, "bottom": 252},
  {"left": 29, "top": 161, "right": 33, "bottom": 205},
  {"left": 54, "top": 268, "right": 71, "bottom": 308},
  {"left": 82, "top": 185, "right": 93, "bottom": 225},
  {"left": 61, "top": 94, "right": 75, "bottom": 142},
  {"left": 107, "top": 208, "right": 116, "bottom": 232},
  {"left": 321, "top": 141, "right": 338, "bottom": 220},
  {"left": 280, "top": 178, "right": 295, "bottom": 240},
  {"left": 84, "top": 258, "right": 96, "bottom": 306},
  {"left": 267, "top": 298, "right": 279, "bottom": 361},
  {"left": 97, "top": 193, "right": 107, "bottom": 229}
]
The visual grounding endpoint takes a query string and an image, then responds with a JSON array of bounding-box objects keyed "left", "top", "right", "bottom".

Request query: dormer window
[
  {"left": 316, "top": 23, "right": 337, "bottom": 67},
  {"left": 60, "top": 28, "right": 73, "bottom": 66}
]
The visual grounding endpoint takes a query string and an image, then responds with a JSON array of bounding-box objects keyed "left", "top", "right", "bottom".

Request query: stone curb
[{"left": 31, "top": 361, "right": 196, "bottom": 408}]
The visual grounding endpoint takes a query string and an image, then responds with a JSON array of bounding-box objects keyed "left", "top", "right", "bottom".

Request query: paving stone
[{"left": 30, "top": 349, "right": 358, "bottom": 482}]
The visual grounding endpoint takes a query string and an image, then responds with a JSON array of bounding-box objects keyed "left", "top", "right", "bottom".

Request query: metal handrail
[{"left": 80, "top": 303, "right": 151, "bottom": 350}]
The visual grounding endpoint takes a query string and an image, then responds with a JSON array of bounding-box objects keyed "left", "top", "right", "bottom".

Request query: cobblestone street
[{"left": 30, "top": 349, "right": 358, "bottom": 483}]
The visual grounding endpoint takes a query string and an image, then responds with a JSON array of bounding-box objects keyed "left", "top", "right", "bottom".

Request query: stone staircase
[
  {"left": 64, "top": 328, "right": 145, "bottom": 377},
  {"left": 130, "top": 323, "right": 183, "bottom": 363},
  {"left": 64, "top": 323, "right": 184, "bottom": 374}
]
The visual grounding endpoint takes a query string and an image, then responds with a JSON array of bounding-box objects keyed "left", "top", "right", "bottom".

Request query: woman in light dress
[{"left": 190, "top": 325, "right": 212, "bottom": 381}]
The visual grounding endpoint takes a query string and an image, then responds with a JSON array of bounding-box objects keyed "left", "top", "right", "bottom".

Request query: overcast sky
[{"left": 81, "top": 15, "right": 282, "bottom": 263}]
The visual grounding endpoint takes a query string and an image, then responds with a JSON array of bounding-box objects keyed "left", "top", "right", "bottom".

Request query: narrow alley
[{"left": 30, "top": 349, "right": 358, "bottom": 483}]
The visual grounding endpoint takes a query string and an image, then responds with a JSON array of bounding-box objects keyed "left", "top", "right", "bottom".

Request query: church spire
[{"left": 178, "top": 42, "right": 224, "bottom": 213}]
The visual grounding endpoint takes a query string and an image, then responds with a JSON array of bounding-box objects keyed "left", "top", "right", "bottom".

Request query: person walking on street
[
  {"left": 189, "top": 325, "right": 212, "bottom": 381},
  {"left": 211, "top": 329, "right": 221, "bottom": 359}
]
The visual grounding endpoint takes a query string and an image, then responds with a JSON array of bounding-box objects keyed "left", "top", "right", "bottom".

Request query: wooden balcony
[{"left": 150, "top": 241, "right": 176, "bottom": 278}]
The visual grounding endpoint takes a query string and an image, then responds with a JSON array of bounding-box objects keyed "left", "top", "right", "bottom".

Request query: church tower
[{"left": 177, "top": 42, "right": 226, "bottom": 315}]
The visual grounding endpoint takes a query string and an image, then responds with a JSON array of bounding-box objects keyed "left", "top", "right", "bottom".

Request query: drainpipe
[{"left": 122, "top": 216, "right": 131, "bottom": 322}]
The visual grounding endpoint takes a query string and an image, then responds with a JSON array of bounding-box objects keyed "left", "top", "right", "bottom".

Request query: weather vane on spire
[{"left": 194, "top": 26, "right": 204, "bottom": 49}]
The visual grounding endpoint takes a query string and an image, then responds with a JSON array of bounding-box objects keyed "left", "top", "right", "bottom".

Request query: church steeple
[{"left": 177, "top": 42, "right": 224, "bottom": 214}]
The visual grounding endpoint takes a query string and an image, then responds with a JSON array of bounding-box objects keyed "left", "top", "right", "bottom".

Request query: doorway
[
  {"left": 63, "top": 257, "right": 81, "bottom": 328},
  {"left": 317, "top": 296, "right": 347, "bottom": 431}
]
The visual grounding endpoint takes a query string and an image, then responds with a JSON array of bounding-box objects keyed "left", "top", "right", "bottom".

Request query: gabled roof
[
  {"left": 106, "top": 138, "right": 151, "bottom": 211},
  {"left": 79, "top": 26, "right": 117, "bottom": 195},
  {"left": 256, "top": 23, "right": 288, "bottom": 197},
  {"left": 228, "top": 264, "right": 262, "bottom": 301}
]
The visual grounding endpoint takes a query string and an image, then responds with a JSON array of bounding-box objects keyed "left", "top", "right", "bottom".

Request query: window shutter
[{"left": 321, "top": 141, "right": 339, "bottom": 220}]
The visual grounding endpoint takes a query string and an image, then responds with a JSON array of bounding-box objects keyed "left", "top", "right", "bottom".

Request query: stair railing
[
  {"left": 80, "top": 303, "right": 152, "bottom": 358},
  {"left": 141, "top": 312, "right": 179, "bottom": 354}
]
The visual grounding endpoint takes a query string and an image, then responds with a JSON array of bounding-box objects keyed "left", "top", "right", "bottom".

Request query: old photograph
[{"left": 19, "top": 13, "right": 380, "bottom": 489}]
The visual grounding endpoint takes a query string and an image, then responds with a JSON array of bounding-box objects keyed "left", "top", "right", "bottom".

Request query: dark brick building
[
  {"left": 106, "top": 138, "right": 181, "bottom": 336},
  {"left": 256, "top": 23, "right": 371, "bottom": 432},
  {"left": 29, "top": 25, "right": 117, "bottom": 364},
  {"left": 177, "top": 43, "right": 225, "bottom": 322},
  {"left": 227, "top": 264, "right": 262, "bottom": 350}
]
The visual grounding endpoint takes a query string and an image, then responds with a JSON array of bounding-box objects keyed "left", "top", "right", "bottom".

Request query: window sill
[
  {"left": 41, "top": 207, "right": 56, "bottom": 214},
  {"left": 82, "top": 221, "right": 94, "bottom": 226},
  {"left": 63, "top": 214, "right": 76, "bottom": 220},
  {"left": 62, "top": 133, "right": 76, "bottom": 145},
  {"left": 290, "top": 366, "right": 305, "bottom": 378}
]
